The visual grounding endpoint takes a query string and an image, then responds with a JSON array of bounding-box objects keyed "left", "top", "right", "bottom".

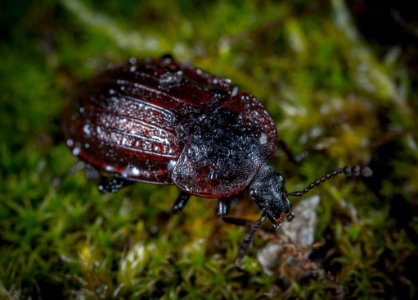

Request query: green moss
[{"left": 1, "top": 0, "right": 417, "bottom": 298}]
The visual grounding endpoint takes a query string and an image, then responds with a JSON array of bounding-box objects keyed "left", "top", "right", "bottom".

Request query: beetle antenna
[
  {"left": 287, "top": 166, "right": 372, "bottom": 197},
  {"left": 236, "top": 212, "right": 267, "bottom": 267}
]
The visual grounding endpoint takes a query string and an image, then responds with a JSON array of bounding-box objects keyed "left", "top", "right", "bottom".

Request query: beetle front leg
[
  {"left": 98, "top": 176, "right": 134, "bottom": 193},
  {"left": 172, "top": 191, "right": 190, "bottom": 213}
]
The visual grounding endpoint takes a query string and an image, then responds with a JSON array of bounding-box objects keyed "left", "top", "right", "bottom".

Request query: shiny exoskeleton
[{"left": 62, "top": 55, "right": 372, "bottom": 264}]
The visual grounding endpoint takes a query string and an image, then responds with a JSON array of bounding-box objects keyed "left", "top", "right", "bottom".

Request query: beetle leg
[
  {"left": 236, "top": 212, "right": 267, "bottom": 267},
  {"left": 53, "top": 161, "right": 87, "bottom": 186},
  {"left": 277, "top": 139, "right": 308, "bottom": 164},
  {"left": 98, "top": 176, "right": 134, "bottom": 193},
  {"left": 222, "top": 214, "right": 268, "bottom": 267},
  {"left": 221, "top": 216, "right": 252, "bottom": 227},
  {"left": 172, "top": 191, "right": 190, "bottom": 213},
  {"left": 217, "top": 198, "right": 232, "bottom": 216}
]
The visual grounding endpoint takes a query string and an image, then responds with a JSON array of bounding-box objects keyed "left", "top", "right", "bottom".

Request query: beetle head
[
  {"left": 237, "top": 164, "right": 372, "bottom": 266},
  {"left": 248, "top": 163, "right": 294, "bottom": 228}
]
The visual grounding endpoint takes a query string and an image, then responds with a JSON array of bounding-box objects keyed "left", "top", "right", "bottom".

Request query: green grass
[{"left": 1, "top": 0, "right": 417, "bottom": 298}]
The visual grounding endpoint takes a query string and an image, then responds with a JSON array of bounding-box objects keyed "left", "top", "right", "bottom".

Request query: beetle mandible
[{"left": 62, "top": 55, "right": 372, "bottom": 263}]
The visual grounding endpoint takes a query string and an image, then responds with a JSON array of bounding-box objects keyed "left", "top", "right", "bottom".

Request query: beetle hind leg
[
  {"left": 98, "top": 176, "right": 134, "bottom": 193},
  {"left": 172, "top": 191, "right": 190, "bottom": 213}
]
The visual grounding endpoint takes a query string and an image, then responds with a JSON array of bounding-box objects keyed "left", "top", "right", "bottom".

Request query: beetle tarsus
[{"left": 172, "top": 191, "right": 190, "bottom": 213}]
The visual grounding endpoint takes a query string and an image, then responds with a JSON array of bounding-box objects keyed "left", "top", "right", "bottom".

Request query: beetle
[{"left": 62, "top": 54, "right": 372, "bottom": 264}]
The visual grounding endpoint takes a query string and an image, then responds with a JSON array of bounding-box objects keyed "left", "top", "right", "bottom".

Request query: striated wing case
[{"left": 62, "top": 56, "right": 235, "bottom": 184}]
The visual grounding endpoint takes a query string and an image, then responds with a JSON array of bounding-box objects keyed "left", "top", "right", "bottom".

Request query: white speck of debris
[{"left": 259, "top": 133, "right": 267, "bottom": 145}]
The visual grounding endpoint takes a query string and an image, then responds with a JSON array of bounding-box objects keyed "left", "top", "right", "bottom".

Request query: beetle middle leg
[{"left": 172, "top": 191, "right": 190, "bottom": 213}]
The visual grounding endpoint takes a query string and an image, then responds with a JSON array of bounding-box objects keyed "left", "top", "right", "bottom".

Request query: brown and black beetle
[{"left": 62, "top": 55, "right": 372, "bottom": 263}]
